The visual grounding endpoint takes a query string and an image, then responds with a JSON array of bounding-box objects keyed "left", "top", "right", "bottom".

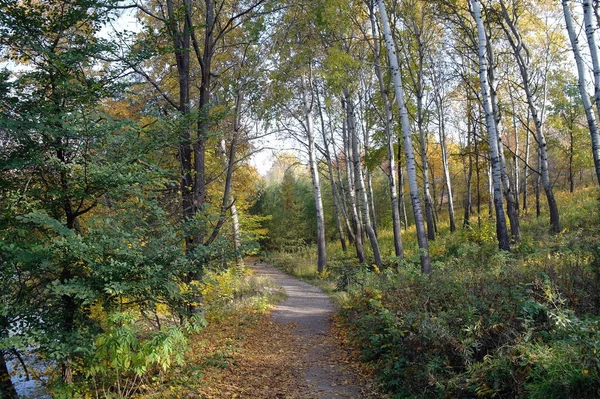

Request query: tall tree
[
  {"left": 345, "top": 89, "right": 383, "bottom": 268},
  {"left": 563, "top": 0, "right": 600, "bottom": 185},
  {"left": 377, "top": 0, "right": 432, "bottom": 273},
  {"left": 367, "top": 0, "right": 404, "bottom": 256},
  {"left": 498, "top": 0, "right": 560, "bottom": 233},
  {"left": 302, "top": 74, "right": 328, "bottom": 272},
  {"left": 471, "top": 0, "right": 511, "bottom": 251},
  {"left": 396, "top": 0, "right": 438, "bottom": 241}
]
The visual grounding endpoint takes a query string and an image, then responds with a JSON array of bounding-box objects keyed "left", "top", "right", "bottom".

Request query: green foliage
[
  {"left": 51, "top": 312, "right": 205, "bottom": 399},
  {"left": 250, "top": 168, "right": 316, "bottom": 251}
]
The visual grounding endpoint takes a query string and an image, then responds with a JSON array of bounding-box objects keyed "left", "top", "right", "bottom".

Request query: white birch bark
[
  {"left": 368, "top": 4, "right": 404, "bottom": 257},
  {"left": 219, "top": 139, "right": 242, "bottom": 265},
  {"left": 377, "top": 0, "right": 431, "bottom": 273},
  {"left": 342, "top": 100, "right": 366, "bottom": 262},
  {"left": 499, "top": 0, "right": 559, "bottom": 233},
  {"left": 564, "top": 0, "right": 600, "bottom": 184},
  {"left": 346, "top": 90, "right": 382, "bottom": 268},
  {"left": 316, "top": 90, "right": 347, "bottom": 252},
  {"left": 300, "top": 74, "right": 327, "bottom": 272},
  {"left": 486, "top": 31, "right": 521, "bottom": 241},
  {"left": 471, "top": 0, "right": 510, "bottom": 251}
]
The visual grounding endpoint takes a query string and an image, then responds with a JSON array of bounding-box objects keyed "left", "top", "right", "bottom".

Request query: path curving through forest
[{"left": 249, "top": 258, "right": 378, "bottom": 399}]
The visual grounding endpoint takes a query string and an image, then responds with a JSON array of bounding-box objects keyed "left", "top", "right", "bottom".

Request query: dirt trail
[{"left": 249, "top": 258, "right": 377, "bottom": 399}]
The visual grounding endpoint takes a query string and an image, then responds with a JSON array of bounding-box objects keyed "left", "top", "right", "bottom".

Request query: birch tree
[
  {"left": 396, "top": 0, "right": 438, "bottom": 241},
  {"left": 367, "top": 0, "right": 404, "bottom": 257},
  {"left": 563, "top": 0, "right": 600, "bottom": 184},
  {"left": 471, "top": 0, "right": 511, "bottom": 251},
  {"left": 345, "top": 89, "right": 383, "bottom": 268},
  {"left": 484, "top": 27, "right": 521, "bottom": 241},
  {"left": 499, "top": 0, "right": 560, "bottom": 233},
  {"left": 377, "top": 0, "right": 432, "bottom": 273},
  {"left": 583, "top": 0, "right": 600, "bottom": 185},
  {"left": 302, "top": 75, "right": 328, "bottom": 272}
]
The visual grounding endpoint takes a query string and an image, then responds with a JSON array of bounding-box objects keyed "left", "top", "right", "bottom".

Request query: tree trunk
[
  {"left": 509, "top": 90, "right": 521, "bottom": 210},
  {"left": 437, "top": 93, "right": 456, "bottom": 232},
  {"left": 329, "top": 113, "right": 356, "bottom": 246},
  {"left": 523, "top": 113, "right": 530, "bottom": 212},
  {"left": 474, "top": 117, "right": 482, "bottom": 223},
  {"left": 301, "top": 75, "right": 327, "bottom": 272},
  {"left": 398, "top": 144, "right": 409, "bottom": 229},
  {"left": 500, "top": 0, "right": 559, "bottom": 234},
  {"left": 368, "top": 4, "right": 404, "bottom": 257},
  {"left": 486, "top": 29, "right": 521, "bottom": 242},
  {"left": 166, "top": 0, "right": 194, "bottom": 238},
  {"left": 488, "top": 163, "right": 494, "bottom": 217},
  {"left": 569, "top": 130, "right": 575, "bottom": 193},
  {"left": 366, "top": 170, "right": 378, "bottom": 237},
  {"left": 472, "top": 0, "right": 510, "bottom": 251},
  {"left": 564, "top": 0, "right": 600, "bottom": 185},
  {"left": 317, "top": 90, "right": 348, "bottom": 252},
  {"left": 194, "top": 0, "right": 216, "bottom": 246},
  {"left": 0, "top": 316, "right": 18, "bottom": 399},
  {"left": 346, "top": 89, "right": 382, "bottom": 269},
  {"left": 416, "top": 64, "right": 436, "bottom": 242},
  {"left": 342, "top": 99, "right": 365, "bottom": 263},
  {"left": 378, "top": 0, "right": 431, "bottom": 272},
  {"left": 0, "top": 350, "right": 17, "bottom": 399},
  {"left": 464, "top": 100, "right": 474, "bottom": 228},
  {"left": 536, "top": 152, "right": 541, "bottom": 217}
]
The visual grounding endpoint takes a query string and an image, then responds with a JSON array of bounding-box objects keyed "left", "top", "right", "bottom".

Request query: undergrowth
[
  {"left": 52, "top": 263, "right": 284, "bottom": 398},
  {"left": 267, "top": 187, "right": 600, "bottom": 398},
  {"left": 135, "top": 264, "right": 285, "bottom": 398}
]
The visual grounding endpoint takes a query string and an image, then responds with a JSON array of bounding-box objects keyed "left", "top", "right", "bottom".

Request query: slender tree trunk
[
  {"left": 328, "top": 113, "right": 356, "bottom": 245},
  {"left": 342, "top": 100, "right": 365, "bottom": 263},
  {"left": 474, "top": 118, "right": 482, "bottom": 222},
  {"left": 510, "top": 90, "right": 521, "bottom": 210},
  {"left": 500, "top": 1, "right": 559, "bottom": 233},
  {"left": 437, "top": 94, "right": 456, "bottom": 232},
  {"left": 486, "top": 30, "right": 520, "bottom": 241},
  {"left": 378, "top": 0, "right": 431, "bottom": 272},
  {"left": 366, "top": 171, "right": 378, "bottom": 237},
  {"left": 564, "top": 0, "right": 600, "bottom": 184},
  {"left": 357, "top": 90, "right": 379, "bottom": 237},
  {"left": 217, "top": 139, "right": 242, "bottom": 264},
  {"left": 472, "top": 0, "right": 510, "bottom": 251},
  {"left": 301, "top": 75, "right": 327, "bottom": 272},
  {"left": 229, "top": 94, "right": 242, "bottom": 265},
  {"left": 346, "top": 90, "right": 382, "bottom": 268},
  {"left": 417, "top": 77, "right": 436, "bottom": 241},
  {"left": 523, "top": 113, "right": 530, "bottom": 212},
  {"left": 536, "top": 152, "right": 541, "bottom": 217},
  {"left": 464, "top": 101, "right": 474, "bottom": 228},
  {"left": 488, "top": 163, "right": 494, "bottom": 217},
  {"left": 584, "top": 0, "right": 600, "bottom": 185},
  {"left": 368, "top": 4, "right": 404, "bottom": 256},
  {"left": 317, "top": 90, "right": 347, "bottom": 252},
  {"left": 569, "top": 130, "right": 575, "bottom": 193},
  {"left": 398, "top": 144, "right": 409, "bottom": 229}
]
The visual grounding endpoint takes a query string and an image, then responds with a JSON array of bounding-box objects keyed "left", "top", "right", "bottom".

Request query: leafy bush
[{"left": 52, "top": 312, "right": 205, "bottom": 399}]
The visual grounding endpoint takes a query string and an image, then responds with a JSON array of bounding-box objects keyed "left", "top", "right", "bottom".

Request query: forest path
[{"left": 247, "top": 257, "right": 379, "bottom": 399}]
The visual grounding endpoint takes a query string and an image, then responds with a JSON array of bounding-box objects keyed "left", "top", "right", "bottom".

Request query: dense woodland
[{"left": 2, "top": 0, "right": 600, "bottom": 397}]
